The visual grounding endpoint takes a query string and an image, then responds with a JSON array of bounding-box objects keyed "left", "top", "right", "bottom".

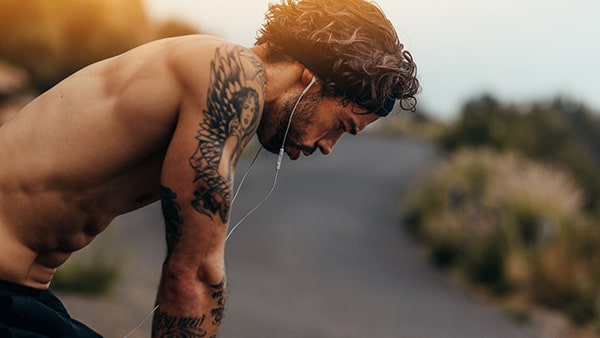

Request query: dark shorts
[{"left": 0, "top": 280, "right": 102, "bottom": 338}]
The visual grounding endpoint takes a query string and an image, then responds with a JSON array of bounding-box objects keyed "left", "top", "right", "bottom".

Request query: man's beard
[{"left": 258, "top": 92, "right": 319, "bottom": 154}]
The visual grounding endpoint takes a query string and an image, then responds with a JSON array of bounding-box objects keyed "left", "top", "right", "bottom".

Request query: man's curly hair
[{"left": 256, "top": 0, "right": 419, "bottom": 115}]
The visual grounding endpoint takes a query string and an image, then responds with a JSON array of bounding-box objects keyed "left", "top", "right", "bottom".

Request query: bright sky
[{"left": 144, "top": 0, "right": 600, "bottom": 120}]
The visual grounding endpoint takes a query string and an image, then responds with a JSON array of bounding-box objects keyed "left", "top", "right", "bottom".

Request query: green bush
[
  {"left": 462, "top": 230, "right": 508, "bottom": 293},
  {"left": 439, "top": 95, "right": 600, "bottom": 213},
  {"left": 0, "top": 0, "right": 201, "bottom": 90},
  {"left": 51, "top": 250, "right": 121, "bottom": 296},
  {"left": 403, "top": 148, "right": 600, "bottom": 325}
]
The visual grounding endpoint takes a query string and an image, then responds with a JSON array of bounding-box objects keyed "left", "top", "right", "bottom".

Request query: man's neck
[{"left": 249, "top": 44, "right": 304, "bottom": 104}]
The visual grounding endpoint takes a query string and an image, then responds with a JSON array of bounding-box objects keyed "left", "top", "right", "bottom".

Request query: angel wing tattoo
[{"left": 189, "top": 45, "right": 263, "bottom": 223}]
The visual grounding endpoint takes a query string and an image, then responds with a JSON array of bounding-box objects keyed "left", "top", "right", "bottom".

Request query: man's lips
[
  {"left": 286, "top": 145, "right": 316, "bottom": 160},
  {"left": 300, "top": 145, "right": 317, "bottom": 155}
]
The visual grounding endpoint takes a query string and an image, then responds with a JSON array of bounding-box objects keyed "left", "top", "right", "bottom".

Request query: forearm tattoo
[
  {"left": 189, "top": 44, "right": 264, "bottom": 223},
  {"left": 153, "top": 311, "right": 208, "bottom": 337},
  {"left": 210, "top": 278, "right": 226, "bottom": 325},
  {"left": 153, "top": 278, "right": 227, "bottom": 337},
  {"left": 160, "top": 185, "right": 183, "bottom": 257}
]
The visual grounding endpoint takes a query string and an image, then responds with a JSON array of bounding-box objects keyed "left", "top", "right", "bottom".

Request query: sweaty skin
[{"left": 0, "top": 34, "right": 379, "bottom": 336}]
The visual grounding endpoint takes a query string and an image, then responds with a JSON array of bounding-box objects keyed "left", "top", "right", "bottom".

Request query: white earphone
[
  {"left": 277, "top": 75, "right": 318, "bottom": 169},
  {"left": 124, "top": 75, "right": 319, "bottom": 338}
]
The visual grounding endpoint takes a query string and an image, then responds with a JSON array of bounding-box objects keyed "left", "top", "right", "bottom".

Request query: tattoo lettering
[
  {"left": 189, "top": 44, "right": 263, "bottom": 223},
  {"left": 153, "top": 310, "right": 207, "bottom": 338},
  {"left": 210, "top": 279, "right": 226, "bottom": 326},
  {"left": 160, "top": 185, "right": 183, "bottom": 257}
]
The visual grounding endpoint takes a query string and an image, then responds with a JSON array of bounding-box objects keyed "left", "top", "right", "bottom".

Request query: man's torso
[{"left": 0, "top": 35, "right": 228, "bottom": 289}]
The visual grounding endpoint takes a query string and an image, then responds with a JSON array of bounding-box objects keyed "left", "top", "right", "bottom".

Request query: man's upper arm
[{"left": 160, "top": 43, "right": 266, "bottom": 263}]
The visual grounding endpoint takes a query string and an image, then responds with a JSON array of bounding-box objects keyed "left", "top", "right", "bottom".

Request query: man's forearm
[
  {"left": 153, "top": 309, "right": 214, "bottom": 338},
  {"left": 156, "top": 179, "right": 229, "bottom": 337}
]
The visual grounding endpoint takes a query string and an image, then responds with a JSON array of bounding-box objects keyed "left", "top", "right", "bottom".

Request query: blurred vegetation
[
  {"left": 440, "top": 95, "right": 600, "bottom": 214},
  {"left": 48, "top": 221, "right": 128, "bottom": 298},
  {"left": 0, "top": 0, "right": 201, "bottom": 91},
  {"left": 404, "top": 94, "right": 600, "bottom": 335},
  {"left": 51, "top": 246, "right": 122, "bottom": 296}
]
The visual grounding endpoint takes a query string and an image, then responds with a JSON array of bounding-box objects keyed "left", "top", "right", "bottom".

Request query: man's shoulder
[
  {"left": 166, "top": 36, "right": 266, "bottom": 95},
  {"left": 166, "top": 36, "right": 262, "bottom": 72}
]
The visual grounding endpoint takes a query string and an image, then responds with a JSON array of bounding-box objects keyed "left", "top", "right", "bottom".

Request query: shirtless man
[{"left": 0, "top": 0, "right": 418, "bottom": 336}]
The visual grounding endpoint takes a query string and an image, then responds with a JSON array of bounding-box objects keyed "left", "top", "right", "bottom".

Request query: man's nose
[{"left": 316, "top": 130, "right": 344, "bottom": 155}]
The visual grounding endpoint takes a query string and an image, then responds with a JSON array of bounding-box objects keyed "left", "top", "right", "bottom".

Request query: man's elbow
[{"left": 160, "top": 258, "right": 225, "bottom": 302}]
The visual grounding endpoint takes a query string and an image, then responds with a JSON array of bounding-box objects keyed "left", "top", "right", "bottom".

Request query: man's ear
[{"left": 300, "top": 67, "right": 321, "bottom": 91}]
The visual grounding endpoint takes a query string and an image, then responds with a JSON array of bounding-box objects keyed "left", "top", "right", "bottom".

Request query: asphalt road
[{"left": 59, "top": 135, "right": 542, "bottom": 338}]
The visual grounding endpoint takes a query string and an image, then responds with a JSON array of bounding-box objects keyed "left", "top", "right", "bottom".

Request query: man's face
[{"left": 257, "top": 89, "right": 380, "bottom": 160}]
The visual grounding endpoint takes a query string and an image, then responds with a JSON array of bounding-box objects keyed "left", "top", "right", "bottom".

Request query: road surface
[{"left": 59, "top": 135, "right": 542, "bottom": 338}]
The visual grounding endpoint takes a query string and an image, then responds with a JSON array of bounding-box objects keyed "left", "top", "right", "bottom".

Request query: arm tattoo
[
  {"left": 189, "top": 44, "right": 264, "bottom": 223},
  {"left": 153, "top": 311, "right": 208, "bottom": 338},
  {"left": 190, "top": 176, "right": 231, "bottom": 224},
  {"left": 240, "top": 48, "right": 267, "bottom": 94},
  {"left": 152, "top": 279, "right": 227, "bottom": 336},
  {"left": 210, "top": 278, "right": 226, "bottom": 325},
  {"left": 160, "top": 185, "right": 183, "bottom": 257}
]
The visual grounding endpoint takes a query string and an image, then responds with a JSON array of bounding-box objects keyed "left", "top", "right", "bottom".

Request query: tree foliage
[
  {"left": 440, "top": 95, "right": 600, "bottom": 213},
  {"left": 0, "top": 0, "right": 199, "bottom": 90}
]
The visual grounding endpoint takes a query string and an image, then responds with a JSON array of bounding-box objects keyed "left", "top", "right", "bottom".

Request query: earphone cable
[
  {"left": 124, "top": 76, "right": 318, "bottom": 338},
  {"left": 231, "top": 146, "right": 263, "bottom": 205}
]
